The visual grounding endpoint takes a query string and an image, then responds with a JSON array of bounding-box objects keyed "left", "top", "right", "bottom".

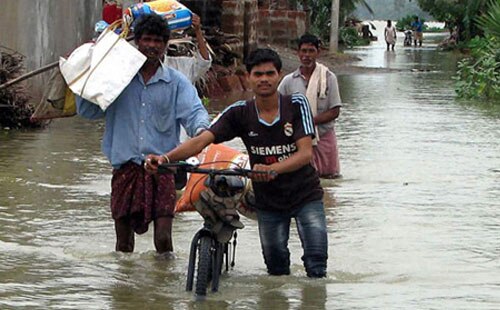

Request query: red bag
[{"left": 102, "top": 3, "right": 122, "bottom": 24}]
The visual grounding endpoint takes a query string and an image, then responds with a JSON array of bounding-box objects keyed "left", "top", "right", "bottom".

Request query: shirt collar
[
  {"left": 292, "top": 67, "right": 303, "bottom": 78},
  {"left": 157, "top": 55, "right": 171, "bottom": 83},
  {"left": 141, "top": 55, "right": 171, "bottom": 85}
]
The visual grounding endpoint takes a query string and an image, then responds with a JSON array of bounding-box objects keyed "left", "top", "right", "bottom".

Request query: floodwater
[{"left": 1, "top": 25, "right": 500, "bottom": 309}]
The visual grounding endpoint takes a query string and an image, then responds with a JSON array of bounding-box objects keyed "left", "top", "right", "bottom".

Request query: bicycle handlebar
[{"left": 158, "top": 161, "right": 277, "bottom": 178}]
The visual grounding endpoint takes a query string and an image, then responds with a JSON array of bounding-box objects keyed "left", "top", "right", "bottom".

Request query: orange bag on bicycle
[{"left": 175, "top": 144, "right": 256, "bottom": 220}]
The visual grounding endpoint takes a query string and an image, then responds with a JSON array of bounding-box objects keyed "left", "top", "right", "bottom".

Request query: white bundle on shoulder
[{"left": 59, "top": 21, "right": 146, "bottom": 111}]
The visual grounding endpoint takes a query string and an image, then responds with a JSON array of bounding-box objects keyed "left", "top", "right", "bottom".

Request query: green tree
[
  {"left": 476, "top": 0, "right": 500, "bottom": 37},
  {"left": 417, "top": 0, "right": 491, "bottom": 40}
]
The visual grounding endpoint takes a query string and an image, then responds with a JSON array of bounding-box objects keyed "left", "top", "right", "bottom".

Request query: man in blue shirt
[
  {"left": 411, "top": 16, "right": 424, "bottom": 47},
  {"left": 76, "top": 14, "right": 209, "bottom": 254}
]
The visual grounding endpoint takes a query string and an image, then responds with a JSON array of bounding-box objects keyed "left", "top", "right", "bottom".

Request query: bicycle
[{"left": 159, "top": 159, "right": 273, "bottom": 297}]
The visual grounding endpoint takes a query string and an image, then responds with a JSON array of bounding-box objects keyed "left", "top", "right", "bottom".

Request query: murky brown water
[{"left": 1, "top": 27, "right": 499, "bottom": 309}]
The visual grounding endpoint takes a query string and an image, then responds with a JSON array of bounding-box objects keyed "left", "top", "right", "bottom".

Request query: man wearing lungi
[
  {"left": 278, "top": 34, "right": 342, "bottom": 178},
  {"left": 76, "top": 13, "right": 209, "bottom": 254}
]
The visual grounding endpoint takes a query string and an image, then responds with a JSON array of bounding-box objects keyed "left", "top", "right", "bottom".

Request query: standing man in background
[
  {"left": 411, "top": 16, "right": 424, "bottom": 47},
  {"left": 384, "top": 20, "right": 397, "bottom": 51},
  {"left": 166, "top": 13, "right": 212, "bottom": 84},
  {"left": 278, "top": 34, "right": 342, "bottom": 179}
]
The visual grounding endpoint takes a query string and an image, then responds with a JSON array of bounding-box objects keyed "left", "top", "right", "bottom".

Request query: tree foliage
[
  {"left": 454, "top": 0, "right": 500, "bottom": 102},
  {"left": 476, "top": 0, "right": 500, "bottom": 37},
  {"left": 395, "top": 14, "right": 427, "bottom": 31},
  {"left": 416, "top": 0, "right": 491, "bottom": 40}
]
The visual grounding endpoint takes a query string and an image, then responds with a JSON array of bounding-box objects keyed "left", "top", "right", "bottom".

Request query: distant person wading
[
  {"left": 384, "top": 20, "right": 397, "bottom": 51},
  {"left": 411, "top": 16, "right": 424, "bottom": 47}
]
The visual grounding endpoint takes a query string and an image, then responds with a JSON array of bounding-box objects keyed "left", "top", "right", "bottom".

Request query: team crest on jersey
[{"left": 284, "top": 122, "right": 293, "bottom": 137}]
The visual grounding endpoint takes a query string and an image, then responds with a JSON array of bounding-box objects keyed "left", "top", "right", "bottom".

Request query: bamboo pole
[{"left": 0, "top": 61, "right": 58, "bottom": 91}]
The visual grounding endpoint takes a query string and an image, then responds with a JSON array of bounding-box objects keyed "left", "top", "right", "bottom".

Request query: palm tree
[{"left": 476, "top": 0, "right": 500, "bottom": 38}]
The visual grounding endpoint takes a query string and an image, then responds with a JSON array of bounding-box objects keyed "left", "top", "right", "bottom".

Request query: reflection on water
[{"left": 1, "top": 23, "right": 500, "bottom": 309}]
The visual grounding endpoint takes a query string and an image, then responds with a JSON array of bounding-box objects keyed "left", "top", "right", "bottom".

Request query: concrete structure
[
  {"left": 0, "top": 0, "right": 102, "bottom": 98},
  {"left": 183, "top": 0, "right": 305, "bottom": 56},
  {"left": 258, "top": 2, "right": 306, "bottom": 46}
]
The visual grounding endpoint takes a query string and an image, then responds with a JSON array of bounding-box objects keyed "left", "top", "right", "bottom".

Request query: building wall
[
  {"left": 244, "top": 0, "right": 258, "bottom": 58},
  {"left": 0, "top": 0, "right": 102, "bottom": 98},
  {"left": 221, "top": 0, "right": 245, "bottom": 57},
  {"left": 258, "top": 0, "right": 296, "bottom": 10},
  {"left": 258, "top": 9, "right": 306, "bottom": 46}
]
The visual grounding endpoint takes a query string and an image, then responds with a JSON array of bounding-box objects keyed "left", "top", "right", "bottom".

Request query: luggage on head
[{"left": 125, "top": 0, "right": 193, "bottom": 31}]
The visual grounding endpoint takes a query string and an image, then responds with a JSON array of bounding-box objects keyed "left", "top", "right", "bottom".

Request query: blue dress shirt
[{"left": 76, "top": 63, "right": 210, "bottom": 168}]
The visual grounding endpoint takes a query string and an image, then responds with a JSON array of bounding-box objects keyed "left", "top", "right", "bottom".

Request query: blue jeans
[{"left": 256, "top": 200, "right": 328, "bottom": 277}]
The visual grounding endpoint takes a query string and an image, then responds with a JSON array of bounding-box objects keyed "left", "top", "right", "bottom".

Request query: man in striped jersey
[{"left": 146, "top": 48, "right": 328, "bottom": 278}]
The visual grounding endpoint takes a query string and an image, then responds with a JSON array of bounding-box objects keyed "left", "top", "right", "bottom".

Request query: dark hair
[
  {"left": 134, "top": 13, "right": 170, "bottom": 42},
  {"left": 298, "top": 33, "right": 320, "bottom": 49},
  {"left": 245, "top": 48, "right": 282, "bottom": 73}
]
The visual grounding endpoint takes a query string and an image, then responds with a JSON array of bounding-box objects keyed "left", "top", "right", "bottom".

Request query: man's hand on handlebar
[
  {"left": 251, "top": 164, "right": 277, "bottom": 182},
  {"left": 144, "top": 154, "right": 170, "bottom": 174}
]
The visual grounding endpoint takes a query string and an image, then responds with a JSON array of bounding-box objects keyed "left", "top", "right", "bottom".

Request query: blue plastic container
[{"left": 128, "top": 3, "right": 192, "bottom": 31}]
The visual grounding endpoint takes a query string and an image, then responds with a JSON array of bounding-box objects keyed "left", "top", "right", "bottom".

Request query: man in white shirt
[
  {"left": 278, "top": 34, "right": 342, "bottom": 178},
  {"left": 166, "top": 13, "right": 211, "bottom": 83}
]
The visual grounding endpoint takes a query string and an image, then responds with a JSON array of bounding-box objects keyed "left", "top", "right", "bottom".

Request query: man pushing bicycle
[{"left": 146, "top": 48, "right": 328, "bottom": 278}]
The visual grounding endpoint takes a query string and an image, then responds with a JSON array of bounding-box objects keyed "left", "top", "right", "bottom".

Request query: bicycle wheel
[
  {"left": 211, "top": 242, "right": 224, "bottom": 292},
  {"left": 186, "top": 231, "right": 202, "bottom": 292},
  {"left": 195, "top": 235, "right": 213, "bottom": 296}
]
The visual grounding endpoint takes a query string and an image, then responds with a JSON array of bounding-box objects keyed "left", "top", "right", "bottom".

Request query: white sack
[{"left": 60, "top": 29, "right": 146, "bottom": 111}]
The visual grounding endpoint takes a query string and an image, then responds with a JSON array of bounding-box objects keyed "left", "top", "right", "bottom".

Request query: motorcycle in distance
[
  {"left": 158, "top": 158, "right": 275, "bottom": 298},
  {"left": 404, "top": 30, "right": 413, "bottom": 46}
]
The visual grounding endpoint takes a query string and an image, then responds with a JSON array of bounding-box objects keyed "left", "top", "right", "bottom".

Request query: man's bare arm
[
  {"left": 314, "top": 106, "right": 340, "bottom": 125},
  {"left": 192, "top": 14, "right": 210, "bottom": 61},
  {"left": 145, "top": 130, "right": 215, "bottom": 172}
]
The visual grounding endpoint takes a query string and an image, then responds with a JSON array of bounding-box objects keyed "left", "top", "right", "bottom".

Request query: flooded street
[{"left": 1, "top": 27, "right": 500, "bottom": 309}]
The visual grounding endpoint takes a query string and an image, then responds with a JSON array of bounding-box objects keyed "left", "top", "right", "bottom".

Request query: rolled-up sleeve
[
  {"left": 175, "top": 80, "right": 209, "bottom": 137},
  {"left": 327, "top": 73, "right": 342, "bottom": 109}
]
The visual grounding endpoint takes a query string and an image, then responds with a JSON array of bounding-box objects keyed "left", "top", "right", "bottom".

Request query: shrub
[
  {"left": 339, "top": 27, "right": 370, "bottom": 48},
  {"left": 396, "top": 15, "right": 426, "bottom": 32},
  {"left": 454, "top": 36, "right": 500, "bottom": 101},
  {"left": 454, "top": 0, "right": 500, "bottom": 102}
]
